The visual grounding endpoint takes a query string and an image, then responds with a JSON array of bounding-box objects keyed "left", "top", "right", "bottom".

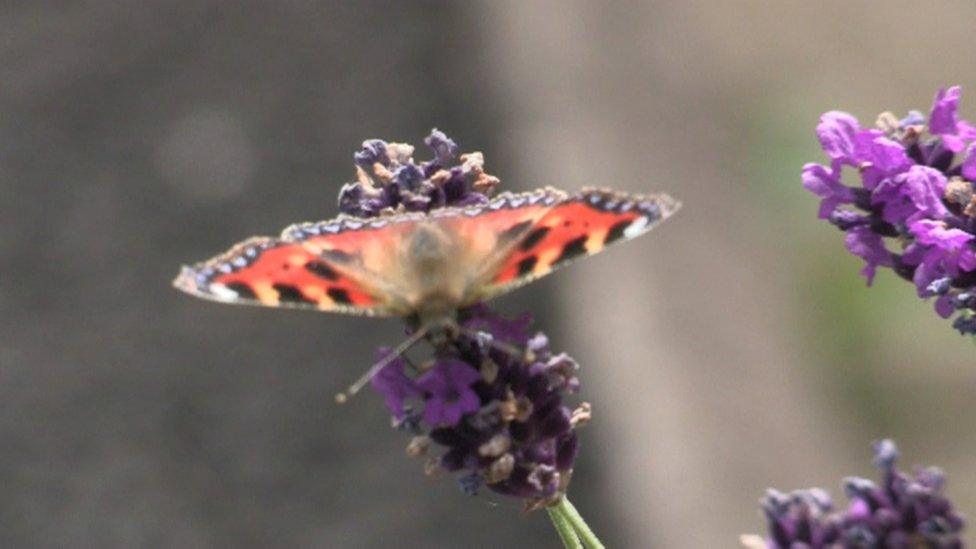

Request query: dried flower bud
[
  {"left": 570, "top": 402, "right": 592, "bottom": 428},
  {"left": 406, "top": 436, "right": 431, "bottom": 458},
  {"left": 485, "top": 454, "right": 515, "bottom": 484}
]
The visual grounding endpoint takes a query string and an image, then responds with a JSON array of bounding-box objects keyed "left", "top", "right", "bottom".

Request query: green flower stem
[
  {"left": 549, "top": 496, "right": 606, "bottom": 549},
  {"left": 547, "top": 504, "right": 583, "bottom": 549}
]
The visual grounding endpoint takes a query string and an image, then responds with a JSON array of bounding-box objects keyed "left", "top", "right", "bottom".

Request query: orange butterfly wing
[
  {"left": 432, "top": 189, "right": 566, "bottom": 265},
  {"left": 172, "top": 215, "right": 425, "bottom": 316},
  {"left": 466, "top": 187, "right": 681, "bottom": 300}
]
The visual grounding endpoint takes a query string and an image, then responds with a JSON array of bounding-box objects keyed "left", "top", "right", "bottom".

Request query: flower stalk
[
  {"left": 548, "top": 496, "right": 606, "bottom": 549},
  {"left": 547, "top": 502, "right": 584, "bottom": 549}
]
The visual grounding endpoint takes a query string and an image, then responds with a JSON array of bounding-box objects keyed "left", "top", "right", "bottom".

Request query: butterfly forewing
[
  {"left": 433, "top": 188, "right": 566, "bottom": 266},
  {"left": 173, "top": 217, "right": 422, "bottom": 316},
  {"left": 470, "top": 188, "right": 681, "bottom": 300}
]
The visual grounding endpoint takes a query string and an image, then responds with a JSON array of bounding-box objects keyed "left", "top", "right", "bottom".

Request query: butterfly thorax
[{"left": 400, "top": 222, "right": 471, "bottom": 321}]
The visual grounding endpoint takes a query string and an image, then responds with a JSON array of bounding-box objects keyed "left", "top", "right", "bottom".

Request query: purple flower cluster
[
  {"left": 340, "top": 131, "right": 588, "bottom": 508},
  {"left": 338, "top": 129, "right": 499, "bottom": 217},
  {"left": 803, "top": 86, "right": 976, "bottom": 334},
  {"left": 745, "top": 440, "right": 964, "bottom": 548},
  {"left": 373, "top": 305, "right": 586, "bottom": 507}
]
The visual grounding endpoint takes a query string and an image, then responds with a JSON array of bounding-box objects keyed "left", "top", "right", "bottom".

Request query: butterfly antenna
[{"left": 335, "top": 324, "right": 431, "bottom": 404}]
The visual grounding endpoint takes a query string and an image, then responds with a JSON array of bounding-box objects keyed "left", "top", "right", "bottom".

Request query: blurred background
[{"left": 2, "top": 2, "right": 975, "bottom": 547}]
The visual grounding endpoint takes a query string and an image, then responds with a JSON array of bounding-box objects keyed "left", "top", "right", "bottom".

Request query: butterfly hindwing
[{"left": 476, "top": 188, "right": 681, "bottom": 298}]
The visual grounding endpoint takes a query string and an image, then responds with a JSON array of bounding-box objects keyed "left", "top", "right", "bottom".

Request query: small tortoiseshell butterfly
[
  {"left": 174, "top": 186, "right": 679, "bottom": 399},
  {"left": 173, "top": 187, "right": 679, "bottom": 325}
]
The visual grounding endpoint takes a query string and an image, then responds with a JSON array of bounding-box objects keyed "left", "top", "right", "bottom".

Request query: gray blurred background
[{"left": 2, "top": 2, "right": 975, "bottom": 547}]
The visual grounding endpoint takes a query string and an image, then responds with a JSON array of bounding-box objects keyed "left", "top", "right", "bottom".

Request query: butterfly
[{"left": 174, "top": 186, "right": 679, "bottom": 397}]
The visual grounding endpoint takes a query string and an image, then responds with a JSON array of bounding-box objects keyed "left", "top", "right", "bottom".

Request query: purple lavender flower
[
  {"left": 415, "top": 359, "right": 482, "bottom": 426},
  {"left": 745, "top": 440, "right": 964, "bottom": 548},
  {"left": 930, "top": 87, "right": 976, "bottom": 153},
  {"left": 424, "top": 128, "right": 460, "bottom": 168},
  {"left": 369, "top": 349, "right": 420, "bottom": 422},
  {"left": 844, "top": 227, "right": 894, "bottom": 285},
  {"left": 802, "top": 163, "right": 856, "bottom": 219},
  {"left": 346, "top": 131, "right": 587, "bottom": 508},
  {"left": 803, "top": 86, "right": 976, "bottom": 334}
]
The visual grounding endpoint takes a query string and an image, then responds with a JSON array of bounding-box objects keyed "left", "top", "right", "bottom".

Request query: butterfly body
[
  {"left": 399, "top": 223, "right": 469, "bottom": 318},
  {"left": 174, "top": 187, "right": 680, "bottom": 322}
]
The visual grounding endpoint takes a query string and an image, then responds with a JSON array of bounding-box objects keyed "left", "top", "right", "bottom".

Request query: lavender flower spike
[
  {"left": 373, "top": 304, "right": 587, "bottom": 507},
  {"left": 743, "top": 439, "right": 965, "bottom": 548},
  {"left": 802, "top": 86, "right": 976, "bottom": 335},
  {"left": 338, "top": 128, "right": 497, "bottom": 217},
  {"left": 346, "top": 131, "right": 588, "bottom": 507}
]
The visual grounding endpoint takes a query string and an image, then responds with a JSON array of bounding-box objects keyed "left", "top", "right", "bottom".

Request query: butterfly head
[{"left": 407, "top": 308, "right": 459, "bottom": 349}]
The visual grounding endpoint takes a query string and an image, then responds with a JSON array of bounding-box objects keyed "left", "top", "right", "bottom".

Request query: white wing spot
[
  {"left": 623, "top": 216, "right": 649, "bottom": 239},
  {"left": 210, "top": 283, "right": 240, "bottom": 301}
]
